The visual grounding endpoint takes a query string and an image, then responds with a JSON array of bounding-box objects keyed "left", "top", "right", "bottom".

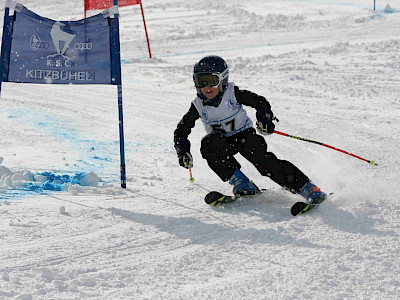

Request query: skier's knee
[
  {"left": 255, "top": 152, "right": 282, "bottom": 177},
  {"left": 265, "top": 151, "right": 277, "bottom": 160},
  {"left": 254, "top": 152, "right": 277, "bottom": 169}
]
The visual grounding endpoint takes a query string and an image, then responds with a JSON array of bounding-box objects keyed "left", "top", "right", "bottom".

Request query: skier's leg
[
  {"left": 236, "top": 129, "right": 309, "bottom": 193},
  {"left": 200, "top": 133, "right": 240, "bottom": 181},
  {"left": 200, "top": 133, "right": 260, "bottom": 196}
]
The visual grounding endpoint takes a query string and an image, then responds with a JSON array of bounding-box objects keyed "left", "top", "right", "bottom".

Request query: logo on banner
[
  {"left": 47, "top": 21, "right": 76, "bottom": 68},
  {"left": 30, "top": 34, "right": 50, "bottom": 51},
  {"left": 30, "top": 34, "right": 40, "bottom": 50},
  {"left": 50, "top": 22, "right": 76, "bottom": 55},
  {"left": 74, "top": 42, "right": 93, "bottom": 50},
  {"left": 44, "top": 22, "right": 94, "bottom": 68}
]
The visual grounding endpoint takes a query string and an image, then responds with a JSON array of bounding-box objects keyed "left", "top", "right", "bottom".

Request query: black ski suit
[{"left": 174, "top": 86, "right": 309, "bottom": 193}]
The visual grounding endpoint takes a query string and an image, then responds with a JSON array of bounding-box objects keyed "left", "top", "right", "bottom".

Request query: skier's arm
[
  {"left": 234, "top": 86, "right": 273, "bottom": 117},
  {"left": 174, "top": 103, "right": 200, "bottom": 156},
  {"left": 234, "top": 86, "right": 275, "bottom": 134}
]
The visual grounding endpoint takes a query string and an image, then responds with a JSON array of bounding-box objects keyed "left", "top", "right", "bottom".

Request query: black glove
[
  {"left": 175, "top": 138, "right": 192, "bottom": 168},
  {"left": 178, "top": 152, "right": 193, "bottom": 169},
  {"left": 256, "top": 110, "right": 275, "bottom": 135},
  {"left": 256, "top": 120, "right": 275, "bottom": 135}
]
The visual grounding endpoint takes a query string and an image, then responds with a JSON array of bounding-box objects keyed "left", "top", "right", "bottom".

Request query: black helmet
[{"left": 193, "top": 56, "right": 229, "bottom": 97}]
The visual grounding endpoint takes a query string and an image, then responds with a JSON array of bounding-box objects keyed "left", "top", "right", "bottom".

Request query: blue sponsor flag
[
  {"left": 3, "top": 4, "right": 116, "bottom": 84},
  {"left": 0, "top": 1, "right": 126, "bottom": 188}
]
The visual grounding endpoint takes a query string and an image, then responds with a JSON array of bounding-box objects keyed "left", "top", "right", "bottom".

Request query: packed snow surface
[{"left": 1, "top": 0, "right": 399, "bottom": 299}]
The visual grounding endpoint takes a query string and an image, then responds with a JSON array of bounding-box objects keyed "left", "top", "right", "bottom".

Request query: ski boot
[
  {"left": 229, "top": 169, "right": 260, "bottom": 197},
  {"left": 298, "top": 181, "right": 327, "bottom": 204}
]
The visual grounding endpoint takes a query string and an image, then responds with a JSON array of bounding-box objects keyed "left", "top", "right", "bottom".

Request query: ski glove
[
  {"left": 256, "top": 110, "right": 275, "bottom": 135},
  {"left": 256, "top": 121, "right": 275, "bottom": 135},
  {"left": 178, "top": 152, "right": 193, "bottom": 169}
]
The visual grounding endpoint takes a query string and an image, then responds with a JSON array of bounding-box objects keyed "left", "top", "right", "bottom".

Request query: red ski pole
[
  {"left": 274, "top": 130, "right": 378, "bottom": 166},
  {"left": 188, "top": 168, "right": 195, "bottom": 183}
]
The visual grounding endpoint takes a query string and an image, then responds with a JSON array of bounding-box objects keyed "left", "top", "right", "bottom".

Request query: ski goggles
[{"left": 194, "top": 73, "right": 224, "bottom": 88}]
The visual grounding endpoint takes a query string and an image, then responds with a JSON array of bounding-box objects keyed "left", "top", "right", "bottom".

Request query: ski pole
[
  {"left": 189, "top": 168, "right": 195, "bottom": 183},
  {"left": 274, "top": 130, "right": 378, "bottom": 166}
]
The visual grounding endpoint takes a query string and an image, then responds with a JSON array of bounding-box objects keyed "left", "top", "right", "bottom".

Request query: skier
[{"left": 174, "top": 55, "right": 326, "bottom": 205}]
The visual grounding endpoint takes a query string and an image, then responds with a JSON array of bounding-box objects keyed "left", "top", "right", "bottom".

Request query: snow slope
[{"left": 1, "top": 0, "right": 399, "bottom": 299}]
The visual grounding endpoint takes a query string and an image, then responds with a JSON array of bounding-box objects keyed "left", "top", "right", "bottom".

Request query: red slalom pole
[
  {"left": 274, "top": 130, "right": 378, "bottom": 166},
  {"left": 139, "top": 2, "right": 152, "bottom": 58}
]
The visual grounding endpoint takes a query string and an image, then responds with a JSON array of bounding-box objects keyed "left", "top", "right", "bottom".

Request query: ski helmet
[{"left": 193, "top": 56, "right": 229, "bottom": 97}]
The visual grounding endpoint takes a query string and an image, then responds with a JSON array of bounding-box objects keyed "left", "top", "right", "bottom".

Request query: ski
[
  {"left": 204, "top": 191, "right": 262, "bottom": 207},
  {"left": 291, "top": 193, "right": 331, "bottom": 216},
  {"left": 205, "top": 191, "right": 236, "bottom": 206},
  {"left": 206, "top": 190, "right": 329, "bottom": 215},
  {"left": 290, "top": 201, "right": 319, "bottom": 216}
]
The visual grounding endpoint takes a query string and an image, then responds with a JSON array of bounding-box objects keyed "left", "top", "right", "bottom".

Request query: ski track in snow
[{"left": 1, "top": 0, "right": 400, "bottom": 299}]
